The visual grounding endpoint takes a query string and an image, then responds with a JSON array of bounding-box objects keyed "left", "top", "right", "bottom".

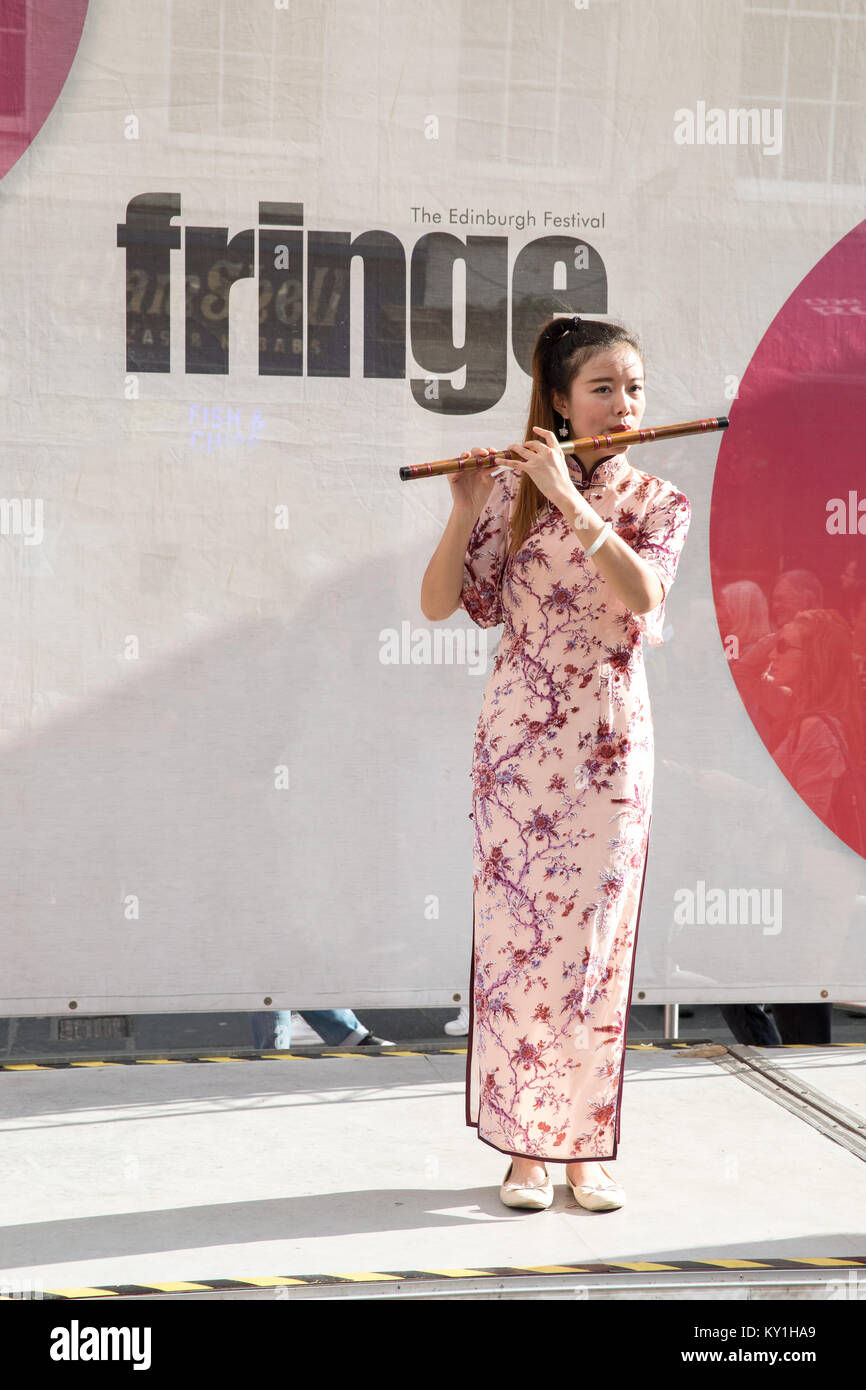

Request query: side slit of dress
[{"left": 465, "top": 811, "right": 654, "bottom": 1163}]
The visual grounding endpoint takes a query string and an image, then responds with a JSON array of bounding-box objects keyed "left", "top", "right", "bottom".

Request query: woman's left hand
[{"left": 506, "top": 427, "right": 578, "bottom": 506}]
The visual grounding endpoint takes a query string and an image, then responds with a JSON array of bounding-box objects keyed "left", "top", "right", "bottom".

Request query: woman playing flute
[{"left": 420, "top": 315, "right": 692, "bottom": 1211}]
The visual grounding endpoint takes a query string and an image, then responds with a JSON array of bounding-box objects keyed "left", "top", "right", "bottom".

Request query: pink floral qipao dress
[{"left": 459, "top": 450, "right": 691, "bottom": 1162}]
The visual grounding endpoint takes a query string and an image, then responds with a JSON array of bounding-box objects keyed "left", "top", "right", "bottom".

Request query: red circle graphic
[
  {"left": 0, "top": 0, "right": 90, "bottom": 182},
  {"left": 711, "top": 219, "right": 866, "bottom": 858}
]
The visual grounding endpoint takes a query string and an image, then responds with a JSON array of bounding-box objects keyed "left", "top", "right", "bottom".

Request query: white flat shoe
[
  {"left": 499, "top": 1161, "right": 554, "bottom": 1211},
  {"left": 566, "top": 1164, "right": 626, "bottom": 1212}
]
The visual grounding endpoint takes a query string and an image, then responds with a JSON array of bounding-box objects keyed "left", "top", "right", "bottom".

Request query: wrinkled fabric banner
[{"left": 0, "top": 0, "right": 863, "bottom": 1012}]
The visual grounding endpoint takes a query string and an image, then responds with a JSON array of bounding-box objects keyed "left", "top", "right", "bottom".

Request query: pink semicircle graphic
[
  {"left": 0, "top": 0, "right": 90, "bottom": 182},
  {"left": 710, "top": 218, "right": 866, "bottom": 859}
]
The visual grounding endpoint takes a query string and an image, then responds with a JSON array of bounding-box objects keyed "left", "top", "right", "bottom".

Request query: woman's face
[
  {"left": 552, "top": 347, "right": 646, "bottom": 460},
  {"left": 771, "top": 579, "right": 809, "bottom": 629},
  {"left": 769, "top": 622, "right": 806, "bottom": 690}
]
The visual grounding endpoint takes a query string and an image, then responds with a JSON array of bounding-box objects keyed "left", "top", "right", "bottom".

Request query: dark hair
[{"left": 508, "top": 316, "right": 643, "bottom": 555}]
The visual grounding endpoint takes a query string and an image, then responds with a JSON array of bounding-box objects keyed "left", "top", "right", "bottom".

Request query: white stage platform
[{"left": 0, "top": 1043, "right": 864, "bottom": 1301}]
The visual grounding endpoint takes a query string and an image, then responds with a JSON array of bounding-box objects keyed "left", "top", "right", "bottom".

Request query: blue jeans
[{"left": 249, "top": 1008, "right": 365, "bottom": 1049}]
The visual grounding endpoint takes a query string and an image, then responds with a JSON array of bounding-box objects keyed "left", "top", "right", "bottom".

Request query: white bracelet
[{"left": 584, "top": 519, "right": 612, "bottom": 558}]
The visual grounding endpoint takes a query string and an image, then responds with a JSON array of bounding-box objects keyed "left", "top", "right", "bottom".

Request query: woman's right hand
[
  {"left": 447, "top": 446, "right": 501, "bottom": 519},
  {"left": 737, "top": 631, "right": 777, "bottom": 673}
]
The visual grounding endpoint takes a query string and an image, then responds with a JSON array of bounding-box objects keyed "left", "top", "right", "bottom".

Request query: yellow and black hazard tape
[
  {"left": 0, "top": 1048, "right": 458, "bottom": 1069},
  {"left": 0, "top": 1040, "right": 862, "bottom": 1070},
  {"left": 8, "top": 1257, "right": 866, "bottom": 1300},
  {"left": 0, "top": 1045, "right": 861, "bottom": 1073}
]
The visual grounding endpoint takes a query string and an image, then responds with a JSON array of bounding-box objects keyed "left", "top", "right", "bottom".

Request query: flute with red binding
[{"left": 398, "top": 415, "right": 729, "bottom": 481}]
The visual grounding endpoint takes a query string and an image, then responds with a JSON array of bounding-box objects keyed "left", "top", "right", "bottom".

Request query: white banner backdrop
[{"left": 0, "top": 0, "right": 864, "bottom": 1013}]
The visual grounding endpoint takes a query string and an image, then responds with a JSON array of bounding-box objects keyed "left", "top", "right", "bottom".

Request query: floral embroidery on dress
[{"left": 459, "top": 457, "right": 691, "bottom": 1160}]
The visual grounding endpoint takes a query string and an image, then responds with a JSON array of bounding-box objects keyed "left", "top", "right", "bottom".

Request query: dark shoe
[{"left": 354, "top": 1031, "right": 395, "bottom": 1047}]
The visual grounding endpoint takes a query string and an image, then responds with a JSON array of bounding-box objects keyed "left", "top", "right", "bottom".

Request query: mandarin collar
[{"left": 565, "top": 450, "right": 633, "bottom": 491}]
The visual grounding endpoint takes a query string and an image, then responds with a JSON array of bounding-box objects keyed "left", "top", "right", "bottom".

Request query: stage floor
[{"left": 0, "top": 1042, "right": 864, "bottom": 1300}]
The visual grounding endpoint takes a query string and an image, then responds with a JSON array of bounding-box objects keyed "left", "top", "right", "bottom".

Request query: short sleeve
[
  {"left": 457, "top": 471, "right": 516, "bottom": 628},
  {"left": 623, "top": 484, "right": 691, "bottom": 646},
  {"left": 772, "top": 716, "right": 847, "bottom": 823}
]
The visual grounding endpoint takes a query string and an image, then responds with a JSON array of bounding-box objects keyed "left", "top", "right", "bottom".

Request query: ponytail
[{"left": 509, "top": 316, "right": 643, "bottom": 556}]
